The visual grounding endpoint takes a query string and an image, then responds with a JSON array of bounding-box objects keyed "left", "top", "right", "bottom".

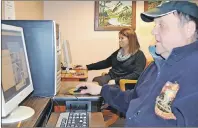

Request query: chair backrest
[{"left": 120, "top": 58, "right": 154, "bottom": 91}]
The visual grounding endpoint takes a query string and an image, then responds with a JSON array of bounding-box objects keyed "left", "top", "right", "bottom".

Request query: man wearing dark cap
[{"left": 76, "top": 1, "right": 198, "bottom": 126}]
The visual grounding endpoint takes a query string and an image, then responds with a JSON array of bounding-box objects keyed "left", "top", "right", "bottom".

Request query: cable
[
  {"left": 74, "top": 94, "right": 79, "bottom": 101},
  {"left": 73, "top": 94, "right": 80, "bottom": 110},
  {"left": 43, "top": 98, "right": 53, "bottom": 126},
  {"left": 70, "top": 104, "right": 72, "bottom": 112}
]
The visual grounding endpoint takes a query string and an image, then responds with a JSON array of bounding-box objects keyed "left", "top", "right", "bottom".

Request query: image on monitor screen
[
  {"left": 62, "top": 40, "right": 72, "bottom": 68},
  {"left": 2, "top": 30, "right": 30, "bottom": 102},
  {"left": 1, "top": 24, "right": 34, "bottom": 124}
]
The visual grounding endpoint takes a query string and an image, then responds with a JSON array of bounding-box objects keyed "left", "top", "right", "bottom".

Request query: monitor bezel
[{"left": 1, "top": 24, "right": 34, "bottom": 117}]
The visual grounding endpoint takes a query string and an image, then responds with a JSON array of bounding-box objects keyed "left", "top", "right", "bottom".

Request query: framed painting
[
  {"left": 144, "top": 0, "right": 162, "bottom": 11},
  {"left": 94, "top": 1, "right": 136, "bottom": 31},
  {"left": 145, "top": 0, "right": 198, "bottom": 11}
]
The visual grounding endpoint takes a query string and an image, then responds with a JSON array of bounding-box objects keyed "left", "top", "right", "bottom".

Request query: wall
[
  {"left": 44, "top": 1, "right": 154, "bottom": 81},
  {"left": 2, "top": 1, "right": 44, "bottom": 20}
]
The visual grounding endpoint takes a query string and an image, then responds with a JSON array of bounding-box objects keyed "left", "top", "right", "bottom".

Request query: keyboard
[{"left": 56, "top": 111, "right": 89, "bottom": 127}]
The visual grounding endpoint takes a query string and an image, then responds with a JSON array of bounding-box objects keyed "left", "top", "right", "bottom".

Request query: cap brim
[{"left": 141, "top": 8, "right": 177, "bottom": 22}]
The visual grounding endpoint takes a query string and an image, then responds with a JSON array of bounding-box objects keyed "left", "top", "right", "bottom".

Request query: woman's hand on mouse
[
  {"left": 76, "top": 82, "right": 102, "bottom": 95},
  {"left": 73, "top": 65, "right": 87, "bottom": 70}
]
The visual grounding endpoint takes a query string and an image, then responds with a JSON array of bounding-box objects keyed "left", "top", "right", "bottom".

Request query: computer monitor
[
  {"left": 62, "top": 40, "right": 72, "bottom": 68},
  {"left": 1, "top": 24, "right": 35, "bottom": 124}
]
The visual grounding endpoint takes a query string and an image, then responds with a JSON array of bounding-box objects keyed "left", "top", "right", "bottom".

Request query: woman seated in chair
[{"left": 78, "top": 28, "right": 146, "bottom": 86}]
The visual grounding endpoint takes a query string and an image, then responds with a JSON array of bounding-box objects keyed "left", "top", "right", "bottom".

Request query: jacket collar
[
  {"left": 149, "top": 40, "right": 198, "bottom": 67},
  {"left": 148, "top": 45, "right": 164, "bottom": 71},
  {"left": 166, "top": 40, "right": 198, "bottom": 65}
]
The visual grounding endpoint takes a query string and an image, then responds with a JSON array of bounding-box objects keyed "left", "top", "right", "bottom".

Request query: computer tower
[{"left": 2, "top": 20, "right": 61, "bottom": 97}]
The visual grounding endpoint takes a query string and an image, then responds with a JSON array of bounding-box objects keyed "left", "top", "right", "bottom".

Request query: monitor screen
[
  {"left": 56, "top": 24, "right": 60, "bottom": 50},
  {"left": 2, "top": 29, "right": 31, "bottom": 103},
  {"left": 62, "top": 40, "right": 72, "bottom": 68},
  {"left": 1, "top": 24, "right": 34, "bottom": 122}
]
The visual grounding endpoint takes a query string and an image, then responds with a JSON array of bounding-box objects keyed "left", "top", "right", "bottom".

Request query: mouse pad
[{"left": 68, "top": 88, "right": 81, "bottom": 95}]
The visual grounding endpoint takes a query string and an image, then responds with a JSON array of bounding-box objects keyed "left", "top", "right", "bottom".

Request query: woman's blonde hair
[{"left": 119, "top": 28, "right": 140, "bottom": 54}]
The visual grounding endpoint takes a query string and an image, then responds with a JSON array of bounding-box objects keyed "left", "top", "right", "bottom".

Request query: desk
[
  {"left": 2, "top": 82, "right": 105, "bottom": 127},
  {"left": 61, "top": 69, "right": 88, "bottom": 81},
  {"left": 53, "top": 81, "right": 102, "bottom": 112},
  {"left": 2, "top": 96, "right": 51, "bottom": 127},
  {"left": 55, "top": 81, "right": 101, "bottom": 100},
  {"left": 47, "top": 81, "right": 105, "bottom": 127},
  {"left": 46, "top": 112, "right": 105, "bottom": 127}
]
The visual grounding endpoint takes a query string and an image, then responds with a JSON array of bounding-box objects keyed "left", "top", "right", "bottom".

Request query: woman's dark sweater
[{"left": 87, "top": 49, "right": 146, "bottom": 84}]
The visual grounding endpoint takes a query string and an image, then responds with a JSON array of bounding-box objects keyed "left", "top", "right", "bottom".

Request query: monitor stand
[{"left": 2, "top": 106, "right": 35, "bottom": 124}]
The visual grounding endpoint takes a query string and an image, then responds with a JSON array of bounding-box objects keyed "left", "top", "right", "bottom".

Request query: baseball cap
[{"left": 141, "top": 1, "right": 198, "bottom": 22}]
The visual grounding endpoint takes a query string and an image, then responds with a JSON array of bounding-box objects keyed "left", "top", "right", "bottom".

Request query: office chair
[
  {"left": 119, "top": 58, "right": 153, "bottom": 91},
  {"left": 102, "top": 58, "right": 153, "bottom": 127}
]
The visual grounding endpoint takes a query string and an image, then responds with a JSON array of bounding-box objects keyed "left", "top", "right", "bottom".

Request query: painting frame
[
  {"left": 94, "top": 1, "right": 136, "bottom": 31},
  {"left": 144, "top": 0, "right": 162, "bottom": 11}
]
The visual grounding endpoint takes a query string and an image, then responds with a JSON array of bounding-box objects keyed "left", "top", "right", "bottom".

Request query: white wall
[
  {"left": 44, "top": 1, "right": 154, "bottom": 81},
  {"left": 2, "top": 1, "right": 43, "bottom": 20}
]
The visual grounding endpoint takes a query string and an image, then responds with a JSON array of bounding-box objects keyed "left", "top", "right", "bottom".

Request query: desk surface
[
  {"left": 2, "top": 97, "right": 50, "bottom": 127},
  {"left": 46, "top": 112, "right": 105, "bottom": 127},
  {"left": 55, "top": 81, "right": 101, "bottom": 100}
]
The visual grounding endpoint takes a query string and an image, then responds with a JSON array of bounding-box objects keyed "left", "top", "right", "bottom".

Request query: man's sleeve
[{"left": 101, "top": 85, "right": 134, "bottom": 114}]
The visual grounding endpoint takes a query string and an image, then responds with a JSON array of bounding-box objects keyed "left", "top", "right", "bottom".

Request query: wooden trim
[
  {"left": 144, "top": 1, "right": 148, "bottom": 11},
  {"left": 132, "top": 1, "right": 136, "bottom": 30}
]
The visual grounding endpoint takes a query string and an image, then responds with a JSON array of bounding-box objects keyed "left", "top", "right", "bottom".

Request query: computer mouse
[{"left": 73, "top": 86, "right": 88, "bottom": 93}]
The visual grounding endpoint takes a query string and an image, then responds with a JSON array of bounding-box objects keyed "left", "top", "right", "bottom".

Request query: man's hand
[
  {"left": 76, "top": 82, "right": 102, "bottom": 95},
  {"left": 108, "top": 80, "right": 116, "bottom": 85}
]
